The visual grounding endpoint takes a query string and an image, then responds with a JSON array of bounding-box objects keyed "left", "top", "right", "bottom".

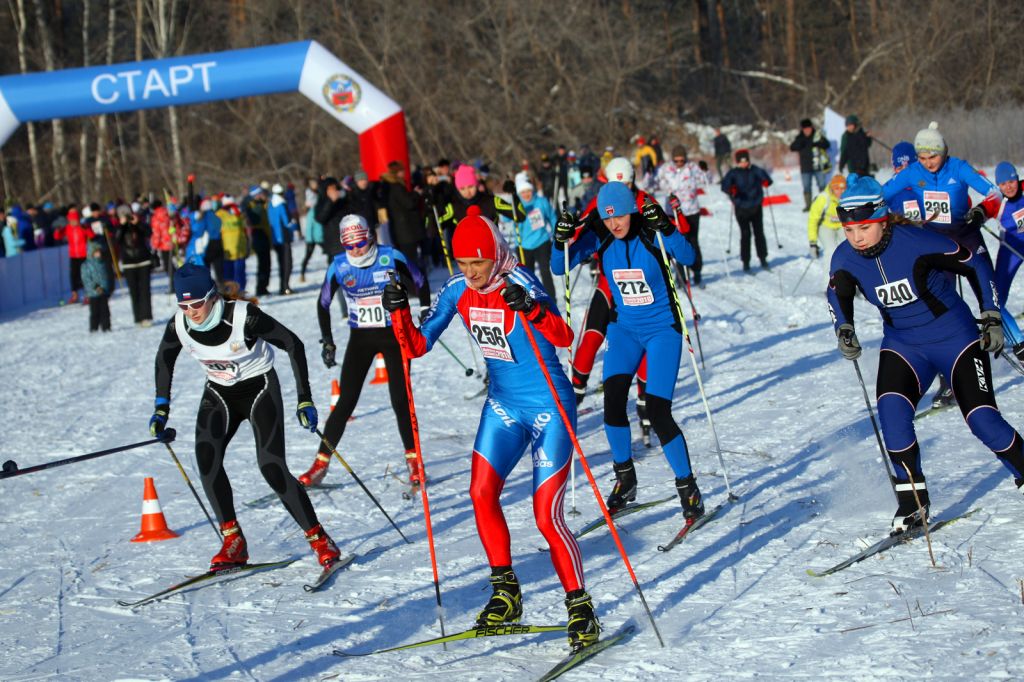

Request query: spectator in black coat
[
  {"left": 315, "top": 176, "right": 347, "bottom": 260},
  {"left": 713, "top": 128, "right": 732, "bottom": 181},
  {"left": 117, "top": 211, "right": 153, "bottom": 326},
  {"left": 381, "top": 161, "right": 427, "bottom": 275},
  {"left": 839, "top": 114, "right": 873, "bottom": 177},
  {"left": 347, "top": 170, "right": 378, "bottom": 236},
  {"left": 721, "top": 149, "right": 774, "bottom": 272},
  {"left": 790, "top": 118, "right": 833, "bottom": 211}
]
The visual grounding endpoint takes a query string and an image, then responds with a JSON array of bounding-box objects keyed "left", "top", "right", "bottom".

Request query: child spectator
[{"left": 81, "top": 244, "right": 113, "bottom": 332}]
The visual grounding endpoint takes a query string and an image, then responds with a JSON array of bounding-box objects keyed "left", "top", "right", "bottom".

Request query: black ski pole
[
  {"left": 1, "top": 430, "right": 176, "bottom": 480},
  {"left": 436, "top": 338, "right": 475, "bottom": 377},
  {"left": 163, "top": 439, "right": 220, "bottom": 539},
  {"left": 314, "top": 428, "right": 411, "bottom": 544},
  {"left": 851, "top": 359, "right": 898, "bottom": 504}
]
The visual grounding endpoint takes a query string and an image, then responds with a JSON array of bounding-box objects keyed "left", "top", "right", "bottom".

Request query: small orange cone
[
  {"left": 330, "top": 378, "right": 341, "bottom": 411},
  {"left": 369, "top": 353, "right": 389, "bottom": 385},
  {"left": 130, "top": 477, "right": 179, "bottom": 542}
]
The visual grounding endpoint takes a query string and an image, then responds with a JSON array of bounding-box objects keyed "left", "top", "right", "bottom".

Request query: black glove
[
  {"left": 810, "top": 242, "right": 821, "bottom": 259},
  {"left": 641, "top": 199, "right": 674, "bottom": 237},
  {"left": 149, "top": 399, "right": 169, "bottom": 437},
  {"left": 965, "top": 205, "right": 986, "bottom": 230},
  {"left": 321, "top": 341, "right": 337, "bottom": 368},
  {"left": 554, "top": 209, "right": 576, "bottom": 244},
  {"left": 698, "top": 160, "right": 709, "bottom": 172},
  {"left": 836, "top": 323, "right": 861, "bottom": 360},
  {"left": 979, "top": 310, "right": 1004, "bottom": 355},
  {"left": 502, "top": 282, "right": 539, "bottom": 316},
  {"left": 382, "top": 280, "right": 409, "bottom": 312}
]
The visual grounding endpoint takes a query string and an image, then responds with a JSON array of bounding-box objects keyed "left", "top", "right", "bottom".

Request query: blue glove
[
  {"left": 296, "top": 401, "right": 318, "bottom": 432},
  {"left": 150, "top": 398, "right": 169, "bottom": 437}
]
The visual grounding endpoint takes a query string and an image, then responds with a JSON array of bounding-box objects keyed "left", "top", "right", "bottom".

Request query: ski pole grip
[{"left": 157, "top": 428, "right": 177, "bottom": 444}]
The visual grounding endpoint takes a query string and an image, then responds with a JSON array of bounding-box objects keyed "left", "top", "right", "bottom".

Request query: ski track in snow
[{"left": 3, "top": 171, "right": 1024, "bottom": 679}]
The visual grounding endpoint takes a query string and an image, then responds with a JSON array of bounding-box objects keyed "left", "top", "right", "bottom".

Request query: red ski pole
[
  {"left": 388, "top": 275, "right": 447, "bottom": 645},
  {"left": 512, "top": 305, "right": 665, "bottom": 648}
]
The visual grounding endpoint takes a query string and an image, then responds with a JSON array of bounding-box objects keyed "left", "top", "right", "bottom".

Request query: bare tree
[
  {"left": 8, "top": 0, "right": 42, "bottom": 197},
  {"left": 31, "top": 0, "right": 70, "bottom": 202}
]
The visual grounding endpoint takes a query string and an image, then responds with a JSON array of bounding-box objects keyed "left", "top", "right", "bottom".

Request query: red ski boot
[
  {"left": 210, "top": 520, "right": 248, "bottom": 571},
  {"left": 305, "top": 524, "right": 341, "bottom": 567},
  {"left": 298, "top": 453, "right": 331, "bottom": 487}
]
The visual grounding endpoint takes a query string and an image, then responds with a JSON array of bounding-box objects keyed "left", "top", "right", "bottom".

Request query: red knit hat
[{"left": 452, "top": 206, "right": 496, "bottom": 260}]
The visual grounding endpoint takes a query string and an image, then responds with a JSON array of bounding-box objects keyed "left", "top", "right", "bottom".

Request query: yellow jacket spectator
[{"left": 808, "top": 174, "right": 847, "bottom": 264}]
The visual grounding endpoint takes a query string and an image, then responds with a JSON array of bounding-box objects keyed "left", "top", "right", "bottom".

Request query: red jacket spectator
[
  {"left": 150, "top": 205, "right": 190, "bottom": 253},
  {"left": 55, "top": 209, "right": 93, "bottom": 259}
]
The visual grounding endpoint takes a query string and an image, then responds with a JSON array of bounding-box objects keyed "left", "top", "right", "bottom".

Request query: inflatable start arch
[{"left": 0, "top": 40, "right": 408, "bottom": 181}]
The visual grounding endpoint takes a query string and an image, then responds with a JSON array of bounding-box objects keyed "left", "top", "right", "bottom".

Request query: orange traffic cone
[
  {"left": 130, "top": 477, "right": 179, "bottom": 542},
  {"left": 369, "top": 354, "right": 389, "bottom": 385},
  {"left": 330, "top": 378, "right": 341, "bottom": 411}
]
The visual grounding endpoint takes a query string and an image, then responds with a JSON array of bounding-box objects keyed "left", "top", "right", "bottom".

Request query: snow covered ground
[{"left": 3, "top": 172, "right": 1024, "bottom": 681}]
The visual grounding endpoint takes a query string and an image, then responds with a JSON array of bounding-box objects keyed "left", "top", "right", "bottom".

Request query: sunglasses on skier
[
  {"left": 836, "top": 201, "right": 886, "bottom": 224},
  {"left": 343, "top": 239, "right": 369, "bottom": 251},
  {"left": 177, "top": 287, "right": 216, "bottom": 310}
]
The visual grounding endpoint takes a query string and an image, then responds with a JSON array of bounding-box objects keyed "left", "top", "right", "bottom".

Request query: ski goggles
[
  {"left": 837, "top": 201, "right": 887, "bottom": 224},
  {"left": 177, "top": 287, "right": 217, "bottom": 310},
  {"left": 343, "top": 239, "right": 369, "bottom": 251}
]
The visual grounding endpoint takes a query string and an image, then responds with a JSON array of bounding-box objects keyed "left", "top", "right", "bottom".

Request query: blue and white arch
[{"left": 0, "top": 40, "right": 408, "bottom": 180}]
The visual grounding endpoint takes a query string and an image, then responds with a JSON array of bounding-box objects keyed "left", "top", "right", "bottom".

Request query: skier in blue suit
[
  {"left": 552, "top": 181, "right": 703, "bottom": 521},
  {"left": 881, "top": 121, "right": 1001, "bottom": 409},
  {"left": 827, "top": 174, "right": 1024, "bottom": 533},
  {"left": 990, "top": 162, "right": 1024, "bottom": 358}
]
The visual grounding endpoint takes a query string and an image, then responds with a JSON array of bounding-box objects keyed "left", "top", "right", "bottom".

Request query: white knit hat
[
  {"left": 271, "top": 183, "right": 284, "bottom": 195},
  {"left": 914, "top": 121, "right": 946, "bottom": 156},
  {"left": 515, "top": 176, "right": 534, "bottom": 196},
  {"left": 604, "top": 157, "right": 634, "bottom": 184}
]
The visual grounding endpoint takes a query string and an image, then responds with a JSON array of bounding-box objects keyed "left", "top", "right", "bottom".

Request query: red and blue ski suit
[{"left": 390, "top": 266, "right": 584, "bottom": 592}]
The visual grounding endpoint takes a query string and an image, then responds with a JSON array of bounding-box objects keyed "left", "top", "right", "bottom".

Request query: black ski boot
[
  {"left": 676, "top": 475, "right": 705, "bottom": 521},
  {"left": 564, "top": 589, "right": 601, "bottom": 652},
  {"left": 475, "top": 567, "right": 522, "bottom": 626},
  {"left": 606, "top": 460, "right": 637, "bottom": 512},
  {"left": 891, "top": 478, "right": 930, "bottom": 535},
  {"left": 930, "top": 376, "right": 955, "bottom": 409}
]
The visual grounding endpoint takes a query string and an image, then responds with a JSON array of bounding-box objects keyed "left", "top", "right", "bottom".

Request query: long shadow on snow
[
  {"left": 691, "top": 348, "right": 836, "bottom": 416},
  {"left": 572, "top": 418, "right": 864, "bottom": 619}
]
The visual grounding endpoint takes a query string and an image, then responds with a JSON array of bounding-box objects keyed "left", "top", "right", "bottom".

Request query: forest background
[{"left": 1, "top": 0, "right": 1021, "bottom": 202}]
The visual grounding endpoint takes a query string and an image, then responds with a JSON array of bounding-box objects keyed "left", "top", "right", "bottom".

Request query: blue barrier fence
[{"left": 0, "top": 246, "right": 71, "bottom": 317}]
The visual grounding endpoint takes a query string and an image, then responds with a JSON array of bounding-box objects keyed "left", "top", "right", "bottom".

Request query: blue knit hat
[
  {"left": 995, "top": 162, "right": 1019, "bottom": 185},
  {"left": 891, "top": 141, "right": 915, "bottom": 169},
  {"left": 174, "top": 263, "right": 216, "bottom": 302},
  {"left": 838, "top": 174, "right": 888, "bottom": 224},
  {"left": 596, "top": 182, "right": 637, "bottom": 218}
]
